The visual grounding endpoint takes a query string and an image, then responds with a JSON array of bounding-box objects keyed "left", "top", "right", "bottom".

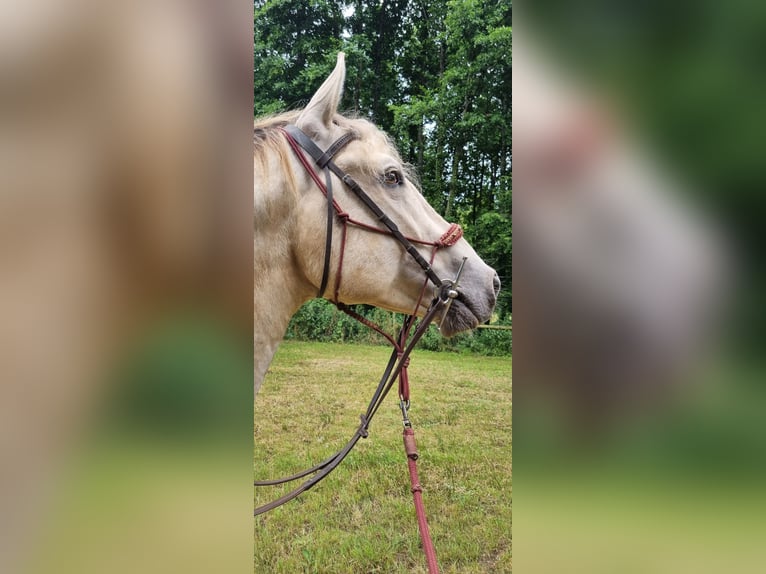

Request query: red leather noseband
[{"left": 438, "top": 223, "right": 463, "bottom": 247}]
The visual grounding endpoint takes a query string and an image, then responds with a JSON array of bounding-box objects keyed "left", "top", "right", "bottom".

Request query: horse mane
[{"left": 253, "top": 110, "right": 299, "bottom": 145}]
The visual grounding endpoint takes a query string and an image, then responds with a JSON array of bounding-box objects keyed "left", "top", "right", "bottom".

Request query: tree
[{"left": 253, "top": 0, "right": 344, "bottom": 115}]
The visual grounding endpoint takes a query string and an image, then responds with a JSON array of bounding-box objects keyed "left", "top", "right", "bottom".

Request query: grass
[{"left": 254, "top": 341, "right": 512, "bottom": 573}]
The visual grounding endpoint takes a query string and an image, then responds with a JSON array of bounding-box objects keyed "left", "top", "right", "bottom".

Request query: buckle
[{"left": 399, "top": 399, "right": 412, "bottom": 428}]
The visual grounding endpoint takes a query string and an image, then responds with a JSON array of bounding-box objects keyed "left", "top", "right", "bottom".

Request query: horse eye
[{"left": 382, "top": 170, "right": 403, "bottom": 186}]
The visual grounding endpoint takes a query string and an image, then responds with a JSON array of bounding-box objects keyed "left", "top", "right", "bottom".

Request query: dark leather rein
[{"left": 255, "top": 124, "right": 465, "bottom": 574}]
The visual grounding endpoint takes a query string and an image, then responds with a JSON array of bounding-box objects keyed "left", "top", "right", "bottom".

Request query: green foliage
[
  {"left": 253, "top": 0, "right": 344, "bottom": 113},
  {"left": 286, "top": 299, "right": 511, "bottom": 356},
  {"left": 283, "top": 299, "right": 373, "bottom": 344},
  {"left": 469, "top": 211, "right": 512, "bottom": 316},
  {"left": 418, "top": 318, "right": 512, "bottom": 356}
]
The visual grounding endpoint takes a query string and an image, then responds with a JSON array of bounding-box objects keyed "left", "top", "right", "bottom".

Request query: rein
[{"left": 255, "top": 125, "right": 465, "bottom": 574}]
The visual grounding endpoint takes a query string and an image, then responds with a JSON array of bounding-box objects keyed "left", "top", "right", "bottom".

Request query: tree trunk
[{"left": 417, "top": 120, "right": 424, "bottom": 168}]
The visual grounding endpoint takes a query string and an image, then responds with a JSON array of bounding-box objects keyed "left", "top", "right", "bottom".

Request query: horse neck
[
  {"left": 254, "top": 142, "right": 313, "bottom": 394},
  {"left": 253, "top": 268, "right": 310, "bottom": 394}
]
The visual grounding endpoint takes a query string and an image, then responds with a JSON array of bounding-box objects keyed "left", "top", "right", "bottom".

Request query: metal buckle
[
  {"left": 399, "top": 399, "right": 412, "bottom": 428},
  {"left": 437, "top": 257, "right": 467, "bottom": 329}
]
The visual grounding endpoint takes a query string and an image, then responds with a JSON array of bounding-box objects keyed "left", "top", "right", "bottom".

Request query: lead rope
[
  {"left": 398, "top": 315, "right": 440, "bottom": 574},
  {"left": 403, "top": 427, "right": 439, "bottom": 573}
]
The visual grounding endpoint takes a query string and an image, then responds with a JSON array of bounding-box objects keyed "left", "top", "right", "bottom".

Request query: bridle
[
  {"left": 280, "top": 124, "right": 464, "bottom": 304},
  {"left": 255, "top": 124, "right": 466, "bottom": 574}
]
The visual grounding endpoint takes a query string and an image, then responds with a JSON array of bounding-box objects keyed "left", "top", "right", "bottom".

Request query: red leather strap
[
  {"left": 438, "top": 223, "right": 463, "bottom": 247},
  {"left": 404, "top": 428, "right": 439, "bottom": 574}
]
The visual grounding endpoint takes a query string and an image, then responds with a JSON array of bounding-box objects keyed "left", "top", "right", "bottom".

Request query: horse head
[{"left": 284, "top": 53, "right": 500, "bottom": 336}]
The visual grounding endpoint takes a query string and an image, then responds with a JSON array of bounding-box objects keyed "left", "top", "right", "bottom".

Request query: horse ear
[{"left": 297, "top": 52, "right": 345, "bottom": 134}]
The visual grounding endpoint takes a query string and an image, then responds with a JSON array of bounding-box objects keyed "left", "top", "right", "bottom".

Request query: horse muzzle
[{"left": 437, "top": 268, "right": 500, "bottom": 338}]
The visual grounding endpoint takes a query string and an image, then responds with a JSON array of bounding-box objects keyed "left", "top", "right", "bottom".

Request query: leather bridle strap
[
  {"left": 282, "top": 125, "right": 445, "bottom": 291},
  {"left": 318, "top": 165, "right": 333, "bottom": 298},
  {"left": 284, "top": 127, "right": 355, "bottom": 297}
]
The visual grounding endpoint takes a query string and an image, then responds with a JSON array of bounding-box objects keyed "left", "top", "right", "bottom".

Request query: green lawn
[{"left": 254, "top": 341, "right": 512, "bottom": 573}]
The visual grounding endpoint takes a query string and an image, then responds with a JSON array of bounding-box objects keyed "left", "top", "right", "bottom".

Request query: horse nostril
[{"left": 493, "top": 273, "right": 501, "bottom": 296}]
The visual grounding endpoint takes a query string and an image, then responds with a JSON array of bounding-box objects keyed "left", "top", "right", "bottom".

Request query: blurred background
[
  {"left": 0, "top": 1, "right": 252, "bottom": 572},
  {"left": 515, "top": 0, "right": 766, "bottom": 572},
  {"left": 8, "top": 0, "right": 766, "bottom": 570}
]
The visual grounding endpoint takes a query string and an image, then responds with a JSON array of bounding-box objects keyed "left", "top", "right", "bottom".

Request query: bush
[{"left": 285, "top": 299, "right": 511, "bottom": 356}]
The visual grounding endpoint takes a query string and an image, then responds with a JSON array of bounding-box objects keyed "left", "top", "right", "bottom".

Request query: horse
[{"left": 254, "top": 53, "right": 501, "bottom": 394}]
